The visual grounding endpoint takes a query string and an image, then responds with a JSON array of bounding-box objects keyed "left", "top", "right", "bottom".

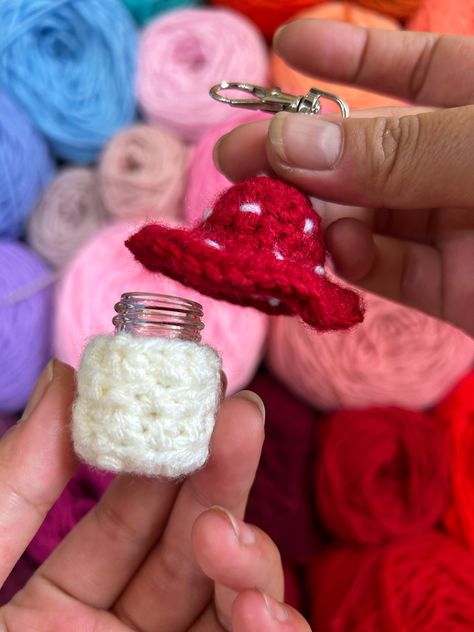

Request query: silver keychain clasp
[{"left": 209, "top": 81, "right": 349, "bottom": 118}]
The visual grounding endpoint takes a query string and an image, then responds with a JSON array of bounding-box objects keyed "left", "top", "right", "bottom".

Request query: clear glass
[{"left": 113, "top": 292, "right": 204, "bottom": 342}]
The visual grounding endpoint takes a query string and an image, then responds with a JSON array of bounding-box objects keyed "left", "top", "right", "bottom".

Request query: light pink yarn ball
[
  {"left": 136, "top": 7, "right": 269, "bottom": 142},
  {"left": 184, "top": 111, "right": 270, "bottom": 224},
  {"left": 267, "top": 292, "right": 474, "bottom": 411},
  {"left": 27, "top": 168, "right": 108, "bottom": 269},
  {"left": 55, "top": 221, "right": 267, "bottom": 394},
  {"left": 98, "top": 124, "right": 188, "bottom": 220}
]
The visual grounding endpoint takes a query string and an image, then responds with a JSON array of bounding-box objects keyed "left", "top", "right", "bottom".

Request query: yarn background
[{"left": 0, "top": 0, "right": 472, "bottom": 626}]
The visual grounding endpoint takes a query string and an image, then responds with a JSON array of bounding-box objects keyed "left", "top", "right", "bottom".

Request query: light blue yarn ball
[
  {"left": 0, "top": 0, "right": 138, "bottom": 163},
  {"left": 122, "top": 0, "right": 201, "bottom": 26},
  {"left": 0, "top": 92, "right": 55, "bottom": 238}
]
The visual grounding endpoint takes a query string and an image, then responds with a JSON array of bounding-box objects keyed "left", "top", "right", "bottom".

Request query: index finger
[{"left": 274, "top": 20, "right": 474, "bottom": 107}]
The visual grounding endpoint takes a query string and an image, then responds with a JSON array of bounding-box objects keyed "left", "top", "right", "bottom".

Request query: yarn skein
[
  {"left": 27, "top": 168, "right": 108, "bottom": 270},
  {"left": 355, "top": 0, "right": 422, "bottom": 19},
  {"left": 271, "top": 3, "right": 405, "bottom": 112},
  {"left": 0, "top": 241, "right": 53, "bottom": 413},
  {"left": 209, "top": 0, "right": 326, "bottom": 39},
  {"left": 0, "top": 92, "right": 54, "bottom": 238},
  {"left": 121, "top": 0, "right": 200, "bottom": 26},
  {"left": 137, "top": 7, "right": 268, "bottom": 142},
  {"left": 245, "top": 368, "right": 321, "bottom": 563},
  {"left": 55, "top": 221, "right": 267, "bottom": 395},
  {"left": 408, "top": 0, "right": 474, "bottom": 35},
  {"left": 316, "top": 407, "right": 450, "bottom": 546},
  {"left": 184, "top": 111, "right": 269, "bottom": 224},
  {"left": 266, "top": 291, "right": 474, "bottom": 411},
  {"left": 0, "top": 0, "right": 137, "bottom": 163},
  {"left": 98, "top": 125, "right": 188, "bottom": 221},
  {"left": 310, "top": 532, "right": 474, "bottom": 631},
  {"left": 434, "top": 371, "right": 474, "bottom": 548}
]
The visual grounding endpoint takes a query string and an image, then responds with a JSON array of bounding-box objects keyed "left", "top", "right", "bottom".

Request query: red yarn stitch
[{"left": 127, "top": 176, "right": 363, "bottom": 331}]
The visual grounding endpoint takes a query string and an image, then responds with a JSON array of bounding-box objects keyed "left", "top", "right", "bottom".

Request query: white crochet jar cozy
[{"left": 72, "top": 332, "right": 222, "bottom": 478}]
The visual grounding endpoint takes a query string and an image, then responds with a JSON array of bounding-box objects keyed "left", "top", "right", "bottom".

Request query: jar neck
[{"left": 113, "top": 292, "right": 204, "bottom": 342}]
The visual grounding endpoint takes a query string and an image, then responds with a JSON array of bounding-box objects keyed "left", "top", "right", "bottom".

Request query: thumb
[{"left": 266, "top": 105, "right": 474, "bottom": 209}]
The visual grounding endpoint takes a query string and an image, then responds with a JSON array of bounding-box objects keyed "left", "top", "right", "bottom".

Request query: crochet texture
[{"left": 73, "top": 333, "right": 222, "bottom": 477}]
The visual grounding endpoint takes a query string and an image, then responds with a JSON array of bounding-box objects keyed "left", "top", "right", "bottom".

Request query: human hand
[
  {"left": 214, "top": 22, "right": 474, "bottom": 336},
  {"left": 0, "top": 360, "right": 311, "bottom": 631}
]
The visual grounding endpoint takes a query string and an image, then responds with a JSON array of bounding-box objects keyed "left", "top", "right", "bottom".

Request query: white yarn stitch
[{"left": 72, "top": 333, "right": 222, "bottom": 478}]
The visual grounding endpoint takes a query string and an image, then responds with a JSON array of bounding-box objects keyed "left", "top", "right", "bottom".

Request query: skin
[{"left": 214, "top": 21, "right": 474, "bottom": 337}]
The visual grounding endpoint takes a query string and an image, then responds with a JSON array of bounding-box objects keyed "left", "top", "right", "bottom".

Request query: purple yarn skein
[
  {"left": 0, "top": 241, "right": 54, "bottom": 413},
  {"left": 0, "top": 92, "right": 55, "bottom": 238}
]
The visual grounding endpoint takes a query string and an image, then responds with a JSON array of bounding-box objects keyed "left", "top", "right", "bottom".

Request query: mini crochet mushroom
[{"left": 126, "top": 176, "right": 364, "bottom": 331}]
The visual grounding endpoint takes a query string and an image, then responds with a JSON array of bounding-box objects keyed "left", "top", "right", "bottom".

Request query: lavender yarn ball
[
  {"left": 0, "top": 0, "right": 137, "bottom": 163},
  {"left": 27, "top": 168, "right": 109, "bottom": 270},
  {"left": 0, "top": 92, "right": 54, "bottom": 238},
  {"left": 0, "top": 241, "right": 54, "bottom": 413}
]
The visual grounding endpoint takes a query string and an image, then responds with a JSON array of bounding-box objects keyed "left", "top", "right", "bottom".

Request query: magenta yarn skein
[
  {"left": 267, "top": 291, "right": 474, "bottom": 411},
  {"left": 184, "top": 111, "right": 270, "bottom": 224},
  {"left": 27, "top": 168, "right": 109, "bottom": 270},
  {"left": 0, "top": 241, "right": 54, "bottom": 413},
  {"left": 137, "top": 7, "right": 268, "bottom": 142},
  {"left": 55, "top": 221, "right": 267, "bottom": 394},
  {"left": 98, "top": 124, "right": 188, "bottom": 220}
]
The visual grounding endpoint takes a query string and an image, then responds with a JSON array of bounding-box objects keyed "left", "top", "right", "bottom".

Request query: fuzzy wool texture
[
  {"left": 127, "top": 176, "right": 364, "bottom": 331},
  {"left": 73, "top": 333, "right": 222, "bottom": 478}
]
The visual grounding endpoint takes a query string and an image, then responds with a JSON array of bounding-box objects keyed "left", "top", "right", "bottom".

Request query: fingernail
[
  {"left": 211, "top": 505, "right": 256, "bottom": 545},
  {"left": 20, "top": 358, "right": 55, "bottom": 422},
  {"left": 269, "top": 112, "right": 343, "bottom": 170},
  {"left": 233, "top": 390, "right": 265, "bottom": 424},
  {"left": 262, "top": 592, "right": 290, "bottom": 622}
]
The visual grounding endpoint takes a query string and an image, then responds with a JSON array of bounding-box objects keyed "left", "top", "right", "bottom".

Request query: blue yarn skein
[
  {"left": 0, "top": 0, "right": 138, "bottom": 163},
  {"left": 122, "top": 0, "right": 200, "bottom": 26},
  {"left": 0, "top": 92, "right": 54, "bottom": 238}
]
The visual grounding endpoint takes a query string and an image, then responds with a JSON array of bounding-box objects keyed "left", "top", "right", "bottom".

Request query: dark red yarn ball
[
  {"left": 316, "top": 407, "right": 450, "bottom": 545},
  {"left": 309, "top": 532, "right": 474, "bottom": 631}
]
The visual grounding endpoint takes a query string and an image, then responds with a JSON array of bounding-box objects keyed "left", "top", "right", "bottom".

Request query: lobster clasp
[{"left": 209, "top": 81, "right": 349, "bottom": 118}]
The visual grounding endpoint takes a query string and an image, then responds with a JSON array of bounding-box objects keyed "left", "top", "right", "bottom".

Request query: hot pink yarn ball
[
  {"left": 267, "top": 291, "right": 474, "bottom": 411},
  {"left": 184, "top": 111, "right": 270, "bottom": 224},
  {"left": 98, "top": 124, "right": 188, "bottom": 221},
  {"left": 27, "top": 167, "right": 108, "bottom": 270},
  {"left": 136, "top": 7, "right": 269, "bottom": 142},
  {"left": 55, "top": 221, "right": 267, "bottom": 394}
]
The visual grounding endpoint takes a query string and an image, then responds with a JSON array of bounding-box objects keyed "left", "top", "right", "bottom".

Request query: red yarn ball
[
  {"left": 316, "top": 408, "right": 450, "bottom": 546},
  {"left": 434, "top": 371, "right": 474, "bottom": 548},
  {"left": 310, "top": 532, "right": 474, "bottom": 631},
  {"left": 408, "top": 0, "right": 474, "bottom": 35},
  {"left": 209, "top": 0, "right": 326, "bottom": 40}
]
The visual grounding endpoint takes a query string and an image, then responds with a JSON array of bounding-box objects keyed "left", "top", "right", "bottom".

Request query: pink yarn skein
[
  {"left": 98, "top": 124, "right": 188, "bottom": 221},
  {"left": 27, "top": 168, "right": 108, "bottom": 270},
  {"left": 137, "top": 7, "right": 269, "bottom": 142},
  {"left": 184, "top": 111, "right": 270, "bottom": 224},
  {"left": 55, "top": 221, "right": 267, "bottom": 394},
  {"left": 267, "top": 291, "right": 474, "bottom": 411}
]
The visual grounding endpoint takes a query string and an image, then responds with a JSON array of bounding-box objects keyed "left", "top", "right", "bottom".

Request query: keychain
[{"left": 209, "top": 80, "right": 350, "bottom": 117}]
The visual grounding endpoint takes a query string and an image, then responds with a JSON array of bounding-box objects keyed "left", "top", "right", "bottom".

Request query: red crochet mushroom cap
[{"left": 126, "top": 176, "right": 364, "bottom": 331}]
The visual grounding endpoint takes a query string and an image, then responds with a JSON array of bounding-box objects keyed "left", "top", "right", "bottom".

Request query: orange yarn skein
[
  {"left": 271, "top": 2, "right": 406, "bottom": 111},
  {"left": 355, "top": 0, "right": 422, "bottom": 20}
]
